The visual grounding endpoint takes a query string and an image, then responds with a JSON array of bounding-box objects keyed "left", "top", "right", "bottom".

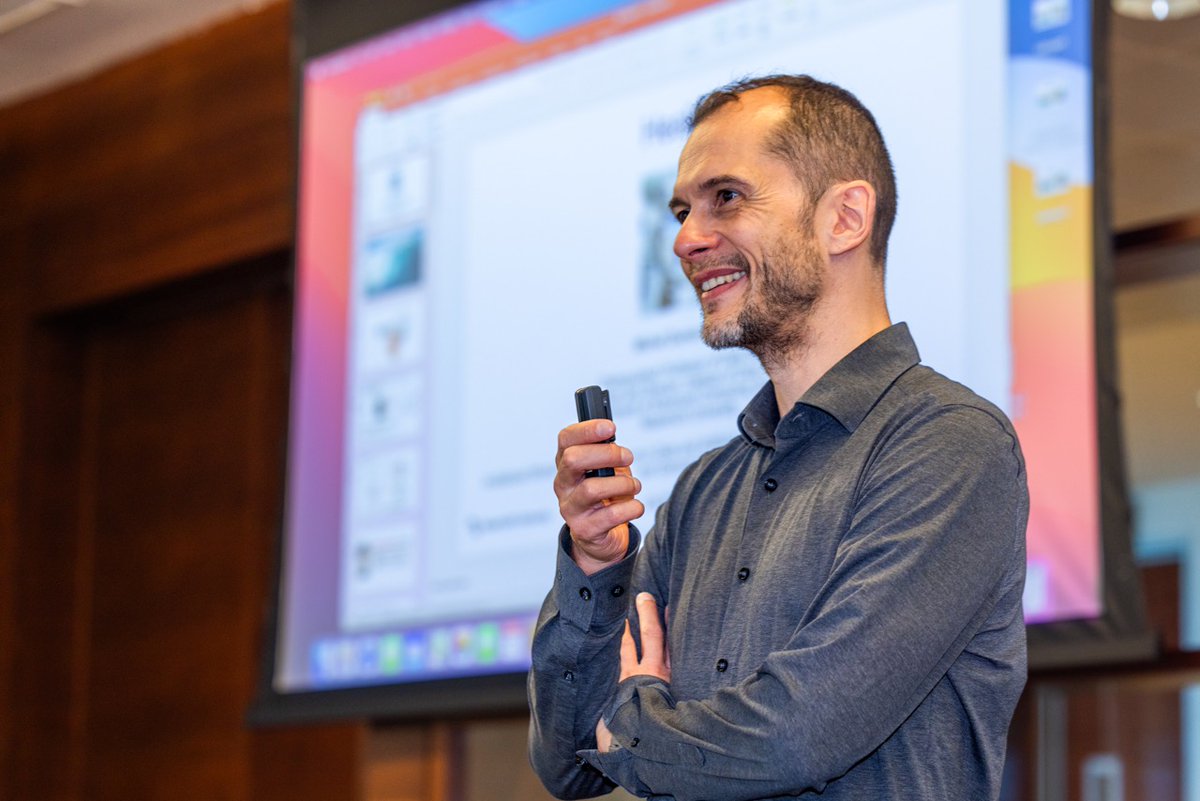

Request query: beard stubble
[{"left": 699, "top": 231, "right": 823, "bottom": 368}]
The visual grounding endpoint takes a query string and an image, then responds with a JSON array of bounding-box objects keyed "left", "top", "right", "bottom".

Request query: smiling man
[{"left": 528, "top": 75, "right": 1029, "bottom": 801}]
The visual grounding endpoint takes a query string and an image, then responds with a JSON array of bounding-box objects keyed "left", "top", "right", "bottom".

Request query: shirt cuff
[
  {"left": 578, "top": 675, "right": 673, "bottom": 798},
  {"left": 578, "top": 746, "right": 645, "bottom": 796},
  {"left": 553, "top": 524, "right": 640, "bottom": 632}
]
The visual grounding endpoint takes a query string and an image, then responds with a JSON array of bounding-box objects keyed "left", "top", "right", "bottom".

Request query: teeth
[{"left": 700, "top": 271, "right": 746, "bottom": 293}]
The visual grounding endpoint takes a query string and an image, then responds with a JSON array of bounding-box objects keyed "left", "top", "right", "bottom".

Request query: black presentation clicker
[{"left": 574, "top": 385, "right": 615, "bottom": 479}]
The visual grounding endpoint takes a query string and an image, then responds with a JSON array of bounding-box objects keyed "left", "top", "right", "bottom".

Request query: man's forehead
[
  {"left": 691, "top": 87, "right": 790, "bottom": 138},
  {"left": 674, "top": 90, "right": 791, "bottom": 188}
]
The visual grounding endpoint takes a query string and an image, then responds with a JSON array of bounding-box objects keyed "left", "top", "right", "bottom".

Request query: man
[{"left": 528, "top": 75, "right": 1028, "bottom": 801}]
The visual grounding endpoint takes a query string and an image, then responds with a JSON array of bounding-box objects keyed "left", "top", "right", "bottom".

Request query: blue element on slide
[
  {"left": 1009, "top": 0, "right": 1090, "bottom": 67},
  {"left": 483, "top": 0, "right": 641, "bottom": 42}
]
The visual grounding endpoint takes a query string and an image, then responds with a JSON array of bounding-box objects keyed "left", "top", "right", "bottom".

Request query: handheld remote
[{"left": 574, "top": 385, "right": 615, "bottom": 478}]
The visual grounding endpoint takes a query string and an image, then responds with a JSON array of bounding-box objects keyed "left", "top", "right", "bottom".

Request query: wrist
[
  {"left": 573, "top": 546, "right": 626, "bottom": 576},
  {"left": 570, "top": 527, "right": 630, "bottom": 575}
]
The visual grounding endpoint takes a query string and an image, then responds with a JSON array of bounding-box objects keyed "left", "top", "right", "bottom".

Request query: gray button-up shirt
[{"left": 529, "top": 323, "right": 1028, "bottom": 801}]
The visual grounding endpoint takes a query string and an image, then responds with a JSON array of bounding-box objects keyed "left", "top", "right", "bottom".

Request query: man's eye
[
  {"left": 674, "top": 209, "right": 689, "bottom": 223},
  {"left": 716, "top": 189, "right": 739, "bottom": 204}
]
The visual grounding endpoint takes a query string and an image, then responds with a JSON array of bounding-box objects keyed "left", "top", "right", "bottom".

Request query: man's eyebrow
[{"left": 668, "top": 175, "right": 751, "bottom": 211}]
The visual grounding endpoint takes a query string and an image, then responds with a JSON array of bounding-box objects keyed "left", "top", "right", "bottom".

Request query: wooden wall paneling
[
  {"left": 76, "top": 273, "right": 262, "bottom": 799},
  {"left": 0, "top": 3, "right": 374, "bottom": 797},
  {"left": 1, "top": 1, "right": 294, "bottom": 316},
  {"left": 65, "top": 264, "right": 357, "bottom": 801},
  {"left": 0, "top": 217, "right": 29, "bottom": 797},
  {"left": 1143, "top": 562, "right": 1183, "bottom": 654},
  {"left": 1001, "top": 689, "right": 1036, "bottom": 801},
  {"left": 1063, "top": 679, "right": 1182, "bottom": 801},
  {"left": 364, "top": 722, "right": 463, "bottom": 801},
  {"left": 460, "top": 716, "right": 577, "bottom": 801},
  {"left": 1114, "top": 216, "right": 1200, "bottom": 286},
  {"left": 1123, "top": 683, "right": 1183, "bottom": 800},
  {"left": 6, "top": 321, "right": 89, "bottom": 801},
  {"left": 249, "top": 724, "right": 365, "bottom": 801},
  {"left": 4, "top": 260, "right": 364, "bottom": 800}
]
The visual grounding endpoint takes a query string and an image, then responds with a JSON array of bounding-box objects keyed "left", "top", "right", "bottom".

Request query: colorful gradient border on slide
[{"left": 1008, "top": 0, "right": 1100, "bottom": 621}]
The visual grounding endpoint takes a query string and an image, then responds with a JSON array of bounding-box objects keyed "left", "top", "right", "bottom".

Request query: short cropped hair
[{"left": 689, "top": 75, "right": 897, "bottom": 267}]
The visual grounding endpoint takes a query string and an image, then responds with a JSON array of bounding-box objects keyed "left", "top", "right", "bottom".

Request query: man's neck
[{"left": 763, "top": 301, "right": 892, "bottom": 418}]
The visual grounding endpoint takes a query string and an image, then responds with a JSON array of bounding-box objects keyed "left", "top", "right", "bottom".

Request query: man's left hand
[
  {"left": 596, "top": 592, "right": 670, "bottom": 751},
  {"left": 621, "top": 592, "right": 670, "bottom": 682}
]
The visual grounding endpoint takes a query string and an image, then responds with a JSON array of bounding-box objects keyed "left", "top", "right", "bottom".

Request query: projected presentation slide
[{"left": 279, "top": 0, "right": 1099, "bottom": 692}]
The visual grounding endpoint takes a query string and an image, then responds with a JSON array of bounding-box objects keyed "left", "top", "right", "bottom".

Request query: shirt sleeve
[
  {"left": 526, "top": 524, "right": 641, "bottom": 799},
  {"left": 584, "top": 406, "right": 1028, "bottom": 801}
]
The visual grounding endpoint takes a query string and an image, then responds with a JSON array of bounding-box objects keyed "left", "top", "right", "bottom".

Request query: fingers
[
  {"left": 618, "top": 595, "right": 671, "bottom": 683},
  {"left": 555, "top": 422, "right": 641, "bottom": 536},
  {"left": 555, "top": 421, "right": 644, "bottom": 572},
  {"left": 555, "top": 419, "right": 617, "bottom": 466},
  {"left": 635, "top": 592, "right": 666, "bottom": 666},
  {"left": 596, "top": 716, "right": 614, "bottom": 753},
  {"left": 568, "top": 497, "right": 644, "bottom": 533},
  {"left": 553, "top": 422, "right": 636, "bottom": 505},
  {"left": 664, "top": 606, "right": 671, "bottom": 671},
  {"left": 556, "top": 420, "right": 631, "bottom": 481},
  {"left": 555, "top": 443, "right": 634, "bottom": 490},
  {"left": 566, "top": 502, "right": 644, "bottom": 573},
  {"left": 619, "top": 619, "right": 635, "bottom": 678},
  {"left": 560, "top": 471, "right": 643, "bottom": 532},
  {"left": 558, "top": 472, "right": 641, "bottom": 510}
]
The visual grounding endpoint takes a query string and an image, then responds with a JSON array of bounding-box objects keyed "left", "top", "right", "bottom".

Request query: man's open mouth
[{"left": 700, "top": 271, "right": 746, "bottom": 293}]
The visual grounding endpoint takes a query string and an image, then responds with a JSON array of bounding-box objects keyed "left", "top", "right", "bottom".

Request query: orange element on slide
[
  {"left": 1010, "top": 162, "right": 1092, "bottom": 289},
  {"left": 1009, "top": 158, "right": 1099, "bottom": 618}
]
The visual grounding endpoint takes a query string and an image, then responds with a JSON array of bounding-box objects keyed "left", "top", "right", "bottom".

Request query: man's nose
[{"left": 673, "top": 214, "right": 719, "bottom": 261}]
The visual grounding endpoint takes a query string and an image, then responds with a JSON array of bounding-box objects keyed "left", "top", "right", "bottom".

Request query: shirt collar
[{"left": 737, "top": 323, "right": 921, "bottom": 447}]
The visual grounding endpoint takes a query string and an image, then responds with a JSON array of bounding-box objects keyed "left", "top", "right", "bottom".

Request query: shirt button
[
  {"left": 574, "top": 755, "right": 585, "bottom": 766},
  {"left": 716, "top": 658, "right": 728, "bottom": 672},
  {"left": 579, "top": 587, "right": 592, "bottom": 601},
  {"left": 763, "top": 477, "right": 778, "bottom": 492},
  {"left": 611, "top": 585, "right": 624, "bottom": 597},
  {"left": 630, "top": 737, "right": 640, "bottom": 747},
  {"left": 737, "top": 567, "right": 750, "bottom": 581},
  {"left": 563, "top": 670, "right": 575, "bottom": 682}
]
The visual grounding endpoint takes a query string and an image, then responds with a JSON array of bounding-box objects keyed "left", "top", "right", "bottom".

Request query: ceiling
[{"left": 0, "top": 0, "right": 281, "bottom": 109}]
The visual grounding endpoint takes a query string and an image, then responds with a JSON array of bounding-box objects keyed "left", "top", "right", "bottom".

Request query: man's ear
[{"left": 817, "top": 180, "right": 875, "bottom": 257}]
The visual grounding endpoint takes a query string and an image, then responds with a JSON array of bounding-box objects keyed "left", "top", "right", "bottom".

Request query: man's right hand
[{"left": 554, "top": 419, "right": 644, "bottom": 576}]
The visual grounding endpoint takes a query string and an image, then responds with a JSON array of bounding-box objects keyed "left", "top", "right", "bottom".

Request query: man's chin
[{"left": 700, "top": 321, "right": 745, "bottom": 351}]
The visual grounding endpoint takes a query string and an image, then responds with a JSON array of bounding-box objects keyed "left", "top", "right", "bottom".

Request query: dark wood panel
[
  {"left": 0, "top": 2, "right": 294, "bottom": 314},
  {"left": 1002, "top": 689, "right": 1035, "bottom": 801},
  {"left": 251, "top": 725, "right": 364, "bottom": 801},
  {"left": 5, "top": 260, "right": 362, "bottom": 799},
  {"left": 0, "top": 4, "right": 368, "bottom": 799},
  {"left": 364, "top": 723, "right": 459, "bottom": 801},
  {"left": 1114, "top": 215, "right": 1200, "bottom": 286},
  {"left": 6, "top": 324, "right": 89, "bottom": 801},
  {"left": 1143, "top": 562, "right": 1182, "bottom": 654},
  {"left": 0, "top": 207, "right": 29, "bottom": 798},
  {"left": 79, "top": 278, "right": 280, "bottom": 798},
  {"left": 82, "top": 265, "right": 357, "bottom": 799},
  {"left": 1064, "top": 682, "right": 1181, "bottom": 801}
]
